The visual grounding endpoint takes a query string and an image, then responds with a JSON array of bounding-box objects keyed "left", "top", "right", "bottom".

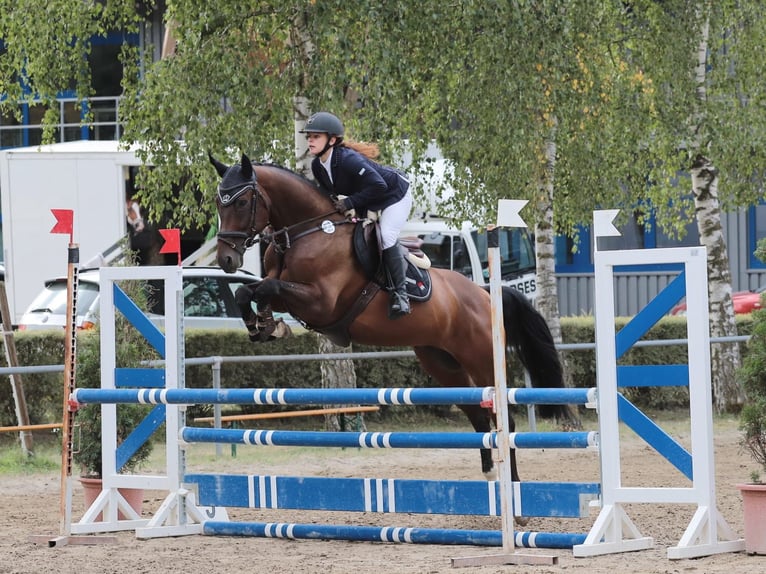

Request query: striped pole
[
  {"left": 72, "top": 386, "right": 597, "bottom": 407},
  {"left": 179, "top": 428, "right": 598, "bottom": 449},
  {"left": 201, "top": 520, "right": 588, "bottom": 549},
  {"left": 73, "top": 387, "right": 491, "bottom": 406}
]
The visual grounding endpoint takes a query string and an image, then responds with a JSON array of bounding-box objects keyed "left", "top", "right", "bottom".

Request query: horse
[{"left": 209, "top": 153, "right": 579, "bottom": 488}]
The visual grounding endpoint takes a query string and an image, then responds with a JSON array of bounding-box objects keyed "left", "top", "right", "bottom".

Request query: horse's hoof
[{"left": 514, "top": 516, "right": 529, "bottom": 527}]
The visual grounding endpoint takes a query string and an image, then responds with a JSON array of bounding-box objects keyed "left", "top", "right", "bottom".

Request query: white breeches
[{"left": 379, "top": 191, "right": 413, "bottom": 249}]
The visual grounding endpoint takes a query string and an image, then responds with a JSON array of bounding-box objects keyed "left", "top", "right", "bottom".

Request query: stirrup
[{"left": 388, "top": 294, "right": 411, "bottom": 320}]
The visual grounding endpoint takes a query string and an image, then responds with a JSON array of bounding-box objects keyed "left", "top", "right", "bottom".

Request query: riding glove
[{"left": 333, "top": 198, "right": 349, "bottom": 214}]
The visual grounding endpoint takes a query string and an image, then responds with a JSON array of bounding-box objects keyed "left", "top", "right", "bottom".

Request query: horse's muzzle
[{"left": 217, "top": 250, "right": 242, "bottom": 273}]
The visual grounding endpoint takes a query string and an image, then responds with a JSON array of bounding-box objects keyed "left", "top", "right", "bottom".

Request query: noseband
[{"left": 216, "top": 180, "right": 270, "bottom": 255}]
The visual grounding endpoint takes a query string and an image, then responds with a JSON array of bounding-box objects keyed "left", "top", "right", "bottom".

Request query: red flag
[
  {"left": 50, "top": 209, "right": 74, "bottom": 243},
  {"left": 159, "top": 228, "right": 182, "bottom": 265}
]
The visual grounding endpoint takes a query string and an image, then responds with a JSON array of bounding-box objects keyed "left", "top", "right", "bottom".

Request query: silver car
[{"left": 18, "top": 266, "right": 302, "bottom": 333}]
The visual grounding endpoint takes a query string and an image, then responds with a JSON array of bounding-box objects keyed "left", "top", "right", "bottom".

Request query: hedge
[{"left": 0, "top": 315, "right": 754, "bottom": 427}]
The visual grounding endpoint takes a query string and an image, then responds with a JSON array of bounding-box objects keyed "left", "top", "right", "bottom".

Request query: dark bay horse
[{"left": 210, "top": 153, "right": 578, "bottom": 484}]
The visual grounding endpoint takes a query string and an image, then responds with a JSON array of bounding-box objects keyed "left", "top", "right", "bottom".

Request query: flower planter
[
  {"left": 79, "top": 477, "right": 144, "bottom": 521},
  {"left": 737, "top": 483, "right": 766, "bottom": 555}
]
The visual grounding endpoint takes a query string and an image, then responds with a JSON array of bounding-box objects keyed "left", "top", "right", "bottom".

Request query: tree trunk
[
  {"left": 688, "top": 7, "right": 743, "bottom": 413},
  {"left": 317, "top": 334, "right": 364, "bottom": 432},
  {"left": 690, "top": 156, "right": 744, "bottom": 412},
  {"left": 534, "top": 121, "right": 571, "bottom": 386},
  {"left": 291, "top": 10, "right": 360, "bottom": 431}
]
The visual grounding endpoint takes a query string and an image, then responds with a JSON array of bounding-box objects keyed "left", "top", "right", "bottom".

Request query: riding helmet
[{"left": 300, "top": 112, "right": 345, "bottom": 137}]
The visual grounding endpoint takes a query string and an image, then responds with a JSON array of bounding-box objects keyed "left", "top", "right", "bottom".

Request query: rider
[{"left": 300, "top": 111, "right": 413, "bottom": 319}]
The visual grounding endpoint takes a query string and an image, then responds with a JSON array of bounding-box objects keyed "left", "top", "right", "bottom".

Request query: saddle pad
[
  {"left": 352, "top": 221, "right": 432, "bottom": 303},
  {"left": 405, "top": 263, "right": 432, "bottom": 302}
]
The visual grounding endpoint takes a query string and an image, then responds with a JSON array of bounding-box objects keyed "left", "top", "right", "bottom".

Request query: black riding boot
[{"left": 382, "top": 244, "right": 411, "bottom": 319}]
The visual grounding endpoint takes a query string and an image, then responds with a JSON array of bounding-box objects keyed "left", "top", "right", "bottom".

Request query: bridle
[
  {"left": 216, "top": 174, "right": 344, "bottom": 256},
  {"left": 216, "top": 177, "right": 269, "bottom": 255}
]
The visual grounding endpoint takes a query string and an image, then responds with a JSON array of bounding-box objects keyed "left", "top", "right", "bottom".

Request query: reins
[
  {"left": 262, "top": 211, "right": 352, "bottom": 254},
  {"left": 217, "top": 182, "right": 350, "bottom": 255}
]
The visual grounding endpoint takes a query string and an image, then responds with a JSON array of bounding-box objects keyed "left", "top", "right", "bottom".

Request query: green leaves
[{"left": 5, "top": 1, "right": 765, "bottom": 236}]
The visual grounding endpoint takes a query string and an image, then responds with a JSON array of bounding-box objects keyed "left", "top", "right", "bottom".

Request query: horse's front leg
[
  {"left": 234, "top": 280, "right": 276, "bottom": 342},
  {"left": 235, "top": 278, "right": 318, "bottom": 342}
]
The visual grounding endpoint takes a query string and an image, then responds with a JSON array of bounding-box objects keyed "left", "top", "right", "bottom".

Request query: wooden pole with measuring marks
[
  {"left": 29, "top": 209, "right": 117, "bottom": 547},
  {"left": 452, "top": 200, "right": 557, "bottom": 568}
]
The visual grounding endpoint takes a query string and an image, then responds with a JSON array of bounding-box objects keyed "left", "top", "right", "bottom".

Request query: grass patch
[
  {"left": 0, "top": 436, "right": 60, "bottom": 474},
  {"left": 0, "top": 410, "right": 742, "bottom": 477}
]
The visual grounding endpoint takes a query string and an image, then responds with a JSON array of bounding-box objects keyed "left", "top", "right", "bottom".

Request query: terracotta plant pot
[
  {"left": 737, "top": 483, "right": 766, "bottom": 555},
  {"left": 79, "top": 477, "right": 144, "bottom": 521}
]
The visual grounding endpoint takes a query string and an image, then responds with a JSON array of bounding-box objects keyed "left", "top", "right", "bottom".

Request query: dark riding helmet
[{"left": 299, "top": 111, "right": 345, "bottom": 138}]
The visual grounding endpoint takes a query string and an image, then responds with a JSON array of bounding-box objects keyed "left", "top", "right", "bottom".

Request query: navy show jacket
[{"left": 311, "top": 146, "right": 409, "bottom": 215}]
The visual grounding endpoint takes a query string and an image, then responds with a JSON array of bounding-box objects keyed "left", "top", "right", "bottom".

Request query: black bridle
[
  {"left": 216, "top": 178, "right": 345, "bottom": 256},
  {"left": 216, "top": 179, "right": 267, "bottom": 255}
]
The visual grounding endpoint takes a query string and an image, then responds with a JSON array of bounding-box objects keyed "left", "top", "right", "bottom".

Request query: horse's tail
[{"left": 487, "top": 285, "right": 580, "bottom": 426}]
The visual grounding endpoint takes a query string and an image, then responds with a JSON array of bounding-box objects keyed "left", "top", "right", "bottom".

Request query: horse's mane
[{"left": 254, "top": 162, "right": 332, "bottom": 199}]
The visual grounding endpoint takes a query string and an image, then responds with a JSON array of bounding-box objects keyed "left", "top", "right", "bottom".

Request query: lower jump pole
[
  {"left": 179, "top": 427, "right": 598, "bottom": 450},
  {"left": 201, "top": 520, "right": 587, "bottom": 549}
]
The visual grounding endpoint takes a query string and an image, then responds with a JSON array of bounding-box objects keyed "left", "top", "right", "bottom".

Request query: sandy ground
[{"left": 1, "top": 416, "right": 762, "bottom": 574}]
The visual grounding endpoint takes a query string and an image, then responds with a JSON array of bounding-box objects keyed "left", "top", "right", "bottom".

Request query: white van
[{"left": 400, "top": 218, "right": 537, "bottom": 300}]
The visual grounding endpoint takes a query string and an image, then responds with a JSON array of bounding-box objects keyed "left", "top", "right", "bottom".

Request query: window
[
  {"left": 471, "top": 228, "right": 536, "bottom": 281},
  {"left": 183, "top": 278, "right": 227, "bottom": 317},
  {"left": 0, "top": 108, "right": 23, "bottom": 149},
  {"left": 0, "top": 30, "right": 139, "bottom": 148},
  {"left": 655, "top": 219, "right": 700, "bottom": 248},
  {"left": 555, "top": 212, "right": 699, "bottom": 273},
  {"left": 555, "top": 229, "right": 591, "bottom": 272},
  {"left": 418, "top": 232, "right": 461, "bottom": 273}
]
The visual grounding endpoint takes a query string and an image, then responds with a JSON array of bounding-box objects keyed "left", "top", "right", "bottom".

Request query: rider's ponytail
[{"left": 343, "top": 140, "right": 380, "bottom": 160}]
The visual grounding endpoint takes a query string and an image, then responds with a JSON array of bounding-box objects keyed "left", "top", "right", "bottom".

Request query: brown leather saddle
[
  {"left": 351, "top": 222, "right": 432, "bottom": 302},
  {"left": 309, "top": 221, "right": 432, "bottom": 347}
]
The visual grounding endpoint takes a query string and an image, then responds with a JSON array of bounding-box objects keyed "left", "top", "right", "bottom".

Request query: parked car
[
  {"left": 670, "top": 284, "right": 765, "bottom": 316},
  {"left": 18, "top": 266, "right": 302, "bottom": 333}
]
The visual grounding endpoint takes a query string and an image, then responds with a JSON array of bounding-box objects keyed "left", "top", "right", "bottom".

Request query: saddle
[
  {"left": 351, "top": 221, "right": 433, "bottom": 302},
  {"left": 310, "top": 221, "right": 433, "bottom": 347}
]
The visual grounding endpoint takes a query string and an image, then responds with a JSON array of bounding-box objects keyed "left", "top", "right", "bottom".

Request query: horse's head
[{"left": 210, "top": 152, "right": 270, "bottom": 272}]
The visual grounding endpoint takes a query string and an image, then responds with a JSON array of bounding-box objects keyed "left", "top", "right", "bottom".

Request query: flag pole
[{"left": 30, "top": 209, "right": 117, "bottom": 546}]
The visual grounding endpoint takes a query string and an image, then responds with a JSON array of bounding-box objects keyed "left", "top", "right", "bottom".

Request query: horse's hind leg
[
  {"left": 413, "top": 346, "right": 522, "bottom": 483},
  {"left": 414, "top": 346, "right": 528, "bottom": 526}
]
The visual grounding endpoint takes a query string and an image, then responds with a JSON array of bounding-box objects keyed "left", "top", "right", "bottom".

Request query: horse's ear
[
  {"left": 241, "top": 153, "right": 253, "bottom": 180},
  {"left": 208, "top": 152, "right": 229, "bottom": 177}
]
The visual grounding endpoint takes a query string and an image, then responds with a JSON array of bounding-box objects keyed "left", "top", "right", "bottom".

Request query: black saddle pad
[
  {"left": 404, "top": 262, "right": 432, "bottom": 302},
  {"left": 352, "top": 222, "right": 432, "bottom": 303}
]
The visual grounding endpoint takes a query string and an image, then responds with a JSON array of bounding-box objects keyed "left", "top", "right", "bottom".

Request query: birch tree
[
  {"left": 603, "top": 0, "right": 766, "bottom": 410},
  {"left": 4, "top": 1, "right": 766, "bottom": 410}
]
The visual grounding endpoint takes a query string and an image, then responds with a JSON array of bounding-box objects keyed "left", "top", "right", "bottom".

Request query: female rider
[{"left": 300, "top": 111, "right": 413, "bottom": 319}]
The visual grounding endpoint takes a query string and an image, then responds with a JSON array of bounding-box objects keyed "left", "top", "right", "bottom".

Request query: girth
[{"left": 309, "top": 282, "right": 382, "bottom": 347}]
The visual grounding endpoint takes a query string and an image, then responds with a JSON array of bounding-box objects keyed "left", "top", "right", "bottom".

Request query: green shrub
[{"left": 737, "top": 238, "right": 766, "bottom": 481}]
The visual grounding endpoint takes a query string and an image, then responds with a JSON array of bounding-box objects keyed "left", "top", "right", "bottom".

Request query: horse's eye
[{"left": 236, "top": 197, "right": 249, "bottom": 209}]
